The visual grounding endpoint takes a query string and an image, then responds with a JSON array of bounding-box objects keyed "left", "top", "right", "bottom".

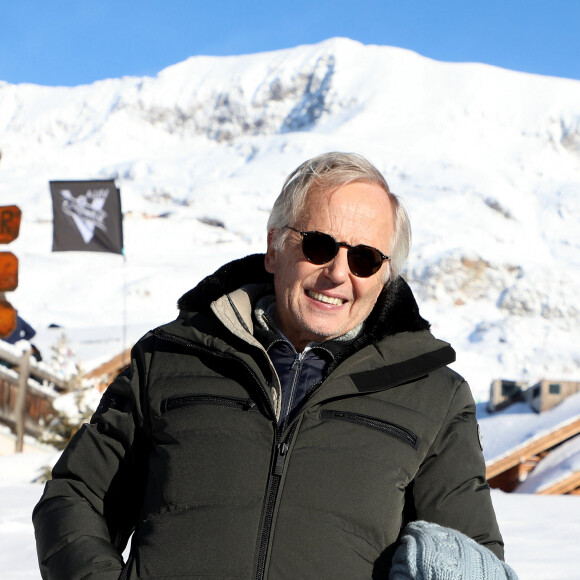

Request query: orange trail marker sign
[
  {"left": 0, "top": 252, "right": 18, "bottom": 291},
  {"left": 0, "top": 205, "right": 21, "bottom": 337},
  {"left": 0, "top": 297, "right": 17, "bottom": 337},
  {"left": 0, "top": 205, "right": 21, "bottom": 244}
]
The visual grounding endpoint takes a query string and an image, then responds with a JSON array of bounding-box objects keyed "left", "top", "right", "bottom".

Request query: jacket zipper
[
  {"left": 287, "top": 352, "right": 305, "bottom": 404},
  {"left": 255, "top": 422, "right": 297, "bottom": 580},
  {"left": 320, "top": 410, "right": 418, "bottom": 449},
  {"left": 278, "top": 351, "right": 307, "bottom": 430},
  {"left": 119, "top": 554, "right": 133, "bottom": 580},
  {"left": 161, "top": 394, "right": 258, "bottom": 415}
]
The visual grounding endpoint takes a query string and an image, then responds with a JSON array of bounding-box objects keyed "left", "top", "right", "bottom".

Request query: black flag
[{"left": 50, "top": 180, "right": 123, "bottom": 254}]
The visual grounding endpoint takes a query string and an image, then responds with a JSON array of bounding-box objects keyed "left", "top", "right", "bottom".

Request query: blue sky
[{"left": 2, "top": 0, "right": 580, "bottom": 86}]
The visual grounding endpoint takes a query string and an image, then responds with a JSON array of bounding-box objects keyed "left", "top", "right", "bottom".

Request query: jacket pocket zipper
[
  {"left": 161, "top": 394, "right": 258, "bottom": 415},
  {"left": 320, "top": 410, "right": 418, "bottom": 449}
]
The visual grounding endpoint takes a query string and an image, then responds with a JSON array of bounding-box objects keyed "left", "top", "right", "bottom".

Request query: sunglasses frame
[{"left": 286, "top": 226, "right": 389, "bottom": 278}]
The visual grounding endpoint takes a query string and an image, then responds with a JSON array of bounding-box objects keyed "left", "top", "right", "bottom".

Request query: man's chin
[{"left": 301, "top": 325, "right": 346, "bottom": 345}]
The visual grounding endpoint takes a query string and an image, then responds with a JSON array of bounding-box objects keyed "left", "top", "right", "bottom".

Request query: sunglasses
[{"left": 286, "top": 226, "right": 389, "bottom": 278}]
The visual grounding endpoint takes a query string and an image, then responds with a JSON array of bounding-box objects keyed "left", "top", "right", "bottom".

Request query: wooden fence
[{"left": 0, "top": 343, "right": 71, "bottom": 451}]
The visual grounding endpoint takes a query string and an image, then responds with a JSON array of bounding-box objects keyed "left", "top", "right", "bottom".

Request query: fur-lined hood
[{"left": 177, "top": 254, "right": 431, "bottom": 348}]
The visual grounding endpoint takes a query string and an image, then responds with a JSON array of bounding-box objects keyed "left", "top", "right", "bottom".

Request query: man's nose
[{"left": 323, "top": 248, "right": 350, "bottom": 282}]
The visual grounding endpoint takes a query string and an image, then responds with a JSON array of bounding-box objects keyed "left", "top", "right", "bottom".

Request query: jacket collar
[{"left": 177, "top": 253, "right": 431, "bottom": 342}]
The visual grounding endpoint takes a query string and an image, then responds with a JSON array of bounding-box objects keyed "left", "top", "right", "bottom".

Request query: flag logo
[
  {"left": 50, "top": 180, "right": 123, "bottom": 254},
  {"left": 60, "top": 188, "right": 110, "bottom": 244}
]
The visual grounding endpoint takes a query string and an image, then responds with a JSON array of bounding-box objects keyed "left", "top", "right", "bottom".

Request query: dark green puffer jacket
[{"left": 33, "top": 254, "right": 504, "bottom": 580}]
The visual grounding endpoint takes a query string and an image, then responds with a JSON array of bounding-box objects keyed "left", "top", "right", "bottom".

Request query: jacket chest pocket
[
  {"left": 320, "top": 409, "right": 419, "bottom": 450},
  {"left": 145, "top": 394, "right": 271, "bottom": 511}
]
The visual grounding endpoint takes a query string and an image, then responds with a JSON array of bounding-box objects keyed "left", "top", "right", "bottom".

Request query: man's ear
[{"left": 264, "top": 229, "right": 277, "bottom": 274}]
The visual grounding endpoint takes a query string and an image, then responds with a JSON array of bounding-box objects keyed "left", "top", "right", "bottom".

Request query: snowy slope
[
  {"left": 1, "top": 37, "right": 580, "bottom": 580},
  {"left": 1, "top": 37, "right": 579, "bottom": 401}
]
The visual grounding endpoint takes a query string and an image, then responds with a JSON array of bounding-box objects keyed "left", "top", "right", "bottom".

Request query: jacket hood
[
  {"left": 177, "top": 254, "right": 431, "bottom": 343},
  {"left": 178, "top": 254, "right": 272, "bottom": 311}
]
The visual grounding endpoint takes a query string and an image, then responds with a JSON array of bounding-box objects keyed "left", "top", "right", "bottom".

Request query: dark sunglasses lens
[
  {"left": 302, "top": 232, "right": 338, "bottom": 264},
  {"left": 348, "top": 246, "right": 383, "bottom": 277}
]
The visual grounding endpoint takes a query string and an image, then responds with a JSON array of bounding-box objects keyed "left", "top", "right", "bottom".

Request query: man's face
[{"left": 265, "top": 181, "right": 394, "bottom": 351}]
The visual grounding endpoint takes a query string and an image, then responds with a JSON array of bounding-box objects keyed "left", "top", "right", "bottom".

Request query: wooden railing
[{"left": 0, "top": 342, "right": 72, "bottom": 451}]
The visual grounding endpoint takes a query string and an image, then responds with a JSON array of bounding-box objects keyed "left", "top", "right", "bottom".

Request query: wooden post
[{"left": 15, "top": 348, "right": 31, "bottom": 453}]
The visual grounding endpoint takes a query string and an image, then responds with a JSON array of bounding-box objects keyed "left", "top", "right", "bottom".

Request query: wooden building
[
  {"left": 489, "top": 378, "right": 580, "bottom": 414},
  {"left": 526, "top": 379, "right": 580, "bottom": 413}
]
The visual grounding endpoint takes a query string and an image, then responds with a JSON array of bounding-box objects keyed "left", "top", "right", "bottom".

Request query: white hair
[{"left": 267, "top": 152, "right": 411, "bottom": 282}]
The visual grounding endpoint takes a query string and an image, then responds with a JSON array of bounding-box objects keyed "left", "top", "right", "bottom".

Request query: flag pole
[
  {"left": 122, "top": 249, "right": 128, "bottom": 368},
  {"left": 49, "top": 179, "right": 127, "bottom": 365}
]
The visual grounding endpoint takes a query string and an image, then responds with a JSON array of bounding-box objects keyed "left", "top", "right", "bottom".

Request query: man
[{"left": 33, "top": 152, "right": 506, "bottom": 579}]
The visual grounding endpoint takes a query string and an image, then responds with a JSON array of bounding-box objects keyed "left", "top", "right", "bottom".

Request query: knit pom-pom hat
[{"left": 389, "top": 521, "right": 519, "bottom": 580}]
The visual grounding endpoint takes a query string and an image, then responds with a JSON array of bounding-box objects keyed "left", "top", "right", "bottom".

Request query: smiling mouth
[{"left": 307, "top": 290, "right": 345, "bottom": 306}]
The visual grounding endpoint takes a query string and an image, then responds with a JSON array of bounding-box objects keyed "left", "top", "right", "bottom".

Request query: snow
[{"left": 1, "top": 37, "right": 580, "bottom": 578}]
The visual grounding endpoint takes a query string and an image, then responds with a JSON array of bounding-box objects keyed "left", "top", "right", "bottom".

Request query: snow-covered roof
[
  {"left": 477, "top": 391, "right": 580, "bottom": 465},
  {"left": 516, "top": 434, "right": 580, "bottom": 493}
]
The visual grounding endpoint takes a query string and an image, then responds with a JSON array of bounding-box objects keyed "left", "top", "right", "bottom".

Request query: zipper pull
[
  {"left": 290, "top": 352, "right": 302, "bottom": 371},
  {"left": 272, "top": 441, "right": 289, "bottom": 476},
  {"left": 243, "top": 399, "right": 256, "bottom": 410}
]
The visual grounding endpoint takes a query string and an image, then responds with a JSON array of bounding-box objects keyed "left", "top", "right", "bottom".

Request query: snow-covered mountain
[{"left": 1, "top": 37, "right": 579, "bottom": 400}]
